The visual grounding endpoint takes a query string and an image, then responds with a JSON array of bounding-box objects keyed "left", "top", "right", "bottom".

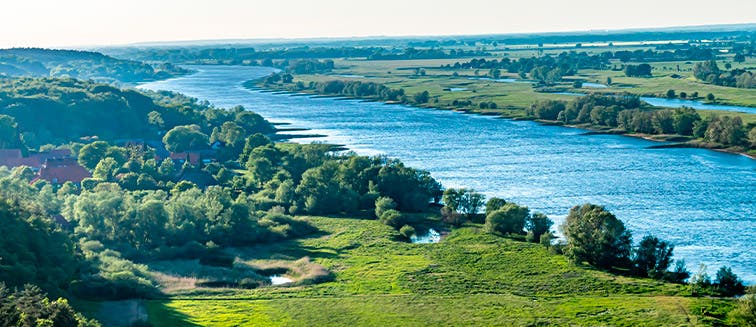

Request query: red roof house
[{"left": 35, "top": 158, "right": 91, "bottom": 184}]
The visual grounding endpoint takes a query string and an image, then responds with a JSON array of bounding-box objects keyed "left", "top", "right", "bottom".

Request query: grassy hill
[{"left": 83, "top": 216, "right": 732, "bottom": 326}]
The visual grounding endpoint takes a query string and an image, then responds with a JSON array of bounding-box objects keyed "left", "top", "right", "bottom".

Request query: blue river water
[{"left": 140, "top": 65, "right": 756, "bottom": 283}]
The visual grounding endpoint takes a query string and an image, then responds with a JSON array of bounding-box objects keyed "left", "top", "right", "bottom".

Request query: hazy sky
[{"left": 1, "top": 0, "right": 754, "bottom": 48}]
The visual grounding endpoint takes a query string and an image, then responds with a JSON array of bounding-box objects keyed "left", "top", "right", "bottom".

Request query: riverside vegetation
[
  {"left": 0, "top": 73, "right": 751, "bottom": 327},
  {"left": 257, "top": 41, "right": 756, "bottom": 156},
  {"left": 1, "top": 34, "right": 755, "bottom": 325}
]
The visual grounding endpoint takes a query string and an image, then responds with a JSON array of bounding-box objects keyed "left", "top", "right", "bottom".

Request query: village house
[{"left": 32, "top": 158, "right": 92, "bottom": 185}]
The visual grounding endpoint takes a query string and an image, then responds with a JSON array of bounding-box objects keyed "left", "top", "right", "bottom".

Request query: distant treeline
[
  {"left": 443, "top": 52, "right": 604, "bottom": 84},
  {"left": 261, "top": 76, "right": 442, "bottom": 106},
  {"left": 410, "top": 27, "right": 756, "bottom": 47},
  {"left": 526, "top": 94, "right": 756, "bottom": 148},
  {"left": 0, "top": 48, "right": 188, "bottom": 83},
  {"left": 367, "top": 47, "right": 489, "bottom": 60},
  {"left": 109, "top": 46, "right": 488, "bottom": 64},
  {"left": 694, "top": 60, "right": 755, "bottom": 88}
]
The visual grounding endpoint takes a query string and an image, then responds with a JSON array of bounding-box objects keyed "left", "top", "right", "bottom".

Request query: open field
[
  {"left": 283, "top": 53, "right": 756, "bottom": 118},
  {"left": 81, "top": 216, "right": 736, "bottom": 326}
]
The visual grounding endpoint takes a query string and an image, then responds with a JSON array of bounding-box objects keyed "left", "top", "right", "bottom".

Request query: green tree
[
  {"left": 162, "top": 125, "right": 209, "bottom": 153},
  {"left": 561, "top": 204, "right": 632, "bottom": 269},
  {"left": 485, "top": 197, "right": 507, "bottom": 213},
  {"left": 525, "top": 212, "right": 553, "bottom": 242},
  {"left": 632, "top": 235, "right": 674, "bottom": 279},
  {"left": 672, "top": 108, "right": 700, "bottom": 135},
  {"left": 0, "top": 115, "right": 20, "bottom": 149},
  {"left": 78, "top": 141, "right": 110, "bottom": 170},
  {"left": 158, "top": 158, "right": 176, "bottom": 180},
  {"left": 485, "top": 203, "right": 529, "bottom": 235},
  {"left": 651, "top": 110, "right": 675, "bottom": 134},
  {"left": 92, "top": 157, "right": 119, "bottom": 181},
  {"left": 715, "top": 266, "right": 745, "bottom": 296}
]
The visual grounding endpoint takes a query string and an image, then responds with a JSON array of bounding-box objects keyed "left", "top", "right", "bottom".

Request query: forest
[{"left": 0, "top": 48, "right": 188, "bottom": 83}]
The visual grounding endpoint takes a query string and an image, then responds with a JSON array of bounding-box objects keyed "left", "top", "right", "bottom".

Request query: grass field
[
  {"left": 89, "top": 216, "right": 738, "bottom": 326},
  {"left": 281, "top": 55, "right": 756, "bottom": 121}
]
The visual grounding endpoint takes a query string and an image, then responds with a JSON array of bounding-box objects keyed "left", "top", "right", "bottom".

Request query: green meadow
[{"left": 87, "top": 216, "right": 735, "bottom": 326}]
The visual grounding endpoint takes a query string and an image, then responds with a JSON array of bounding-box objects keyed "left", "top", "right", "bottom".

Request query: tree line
[
  {"left": 526, "top": 94, "right": 756, "bottom": 149},
  {"left": 694, "top": 60, "right": 755, "bottom": 89}
]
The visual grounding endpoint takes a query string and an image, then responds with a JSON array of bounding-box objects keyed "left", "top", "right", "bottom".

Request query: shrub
[
  {"left": 374, "top": 196, "right": 397, "bottom": 219},
  {"left": 539, "top": 232, "right": 553, "bottom": 247},
  {"left": 485, "top": 203, "right": 529, "bottom": 235},
  {"left": 379, "top": 209, "right": 405, "bottom": 228},
  {"left": 399, "top": 225, "right": 416, "bottom": 239},
  {"left": 440, "top": 206, "right": 464, "bottom": 227}
]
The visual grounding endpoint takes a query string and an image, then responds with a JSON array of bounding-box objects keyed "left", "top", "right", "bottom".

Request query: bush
[
  {"left": 375, "top": 196, "right": 397, "bottom": 219},
  {"left": 379, "top": 209, "right": 405, "bottom": 228},
  {"left": 485, "top": 203, "right": 529, "bottom": 235},
  {"left": 539, "top": 232, "right": 553, "bottom": 247},
  {"left": 728, "top": 286, "right": 755, "bottom": 326},
  {"left": 399, "top": 225, "right": 416, "bottom": 239},
  {"left": 440, "top": 206, "right": 464, "bottom": 227}
]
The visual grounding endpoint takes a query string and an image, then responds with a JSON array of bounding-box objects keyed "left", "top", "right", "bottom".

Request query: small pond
[
  {"left": 410, "top": 229, "right": 441, "bottom": 244},
  {"left": 269, "top": 275, "right": 293, "bottom": 285},
  {"left": 581, "top": 82, "right": 608, "bottom": 88}
]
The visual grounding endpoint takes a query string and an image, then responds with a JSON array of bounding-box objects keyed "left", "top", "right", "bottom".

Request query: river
[{"left": 140, "top": 65, "right": 756, "bottom": 283}]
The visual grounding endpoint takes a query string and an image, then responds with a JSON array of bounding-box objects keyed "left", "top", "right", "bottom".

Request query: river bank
[{"left": 251, "top": 81, "right": 756, "bottom": 159}]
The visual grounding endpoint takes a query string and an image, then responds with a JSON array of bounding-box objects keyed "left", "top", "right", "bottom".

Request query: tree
[
  {"left": 666, "top": 89, "right": 676, "bottom": 98},
  {"left": 561, "top": 204, "right": 632, "bottom": 269},
  {"left": 733, "top": 54, "right": 746, "bottom": 63},
  {"left": 442, "top": 188, "right": 485, "bottom": 218},
  {"left": 706, "top": 93, "right": 715, "bottom": 102},
  {"left": 632, "top": 235, "right": 674, "bottom": 279},
  {"left": 485, "top": 197, "right": 507, "bottom": 213},
  {"left": 78, "top": 141, "right": 110, "bottom": 170},
  {"left": 485, "top": 203, "right": 529, "bottom": 235},
  {"left": 525, "top": 212, "right": 553, "bottom": 242},
  {"left": 413, "top": 91, "right": 430, "bottom": 104},
  {"left": 0, "top": 115, "right": 20, "bottom": 149},
  {"left": 158, "top": 158, "right": 176, "bottom": 179},
  {"left": 93, "top": 157, "right": 119, "bottom": 181},
  {"left": 147, "top": 111, "right": 164, "bottom": 129},
  {"left": 162, "top": 125, "right": 209, "bottom": 153},
  {"left": 651, "top": 110, "right": 675, "bottom": 134},
  {"left": 715, "top": 266, "right": 745, "bottom": 296},
  {"left": 748, "top": 127, "right": 756, "bottom": 148},
  {"left": 672, "top": 108, "right": 700, "bottom": 135}
]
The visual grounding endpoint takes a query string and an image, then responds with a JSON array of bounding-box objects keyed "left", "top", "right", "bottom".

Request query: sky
[{"left": 0, "top": 0, "right": 754, "bottom": 48}]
